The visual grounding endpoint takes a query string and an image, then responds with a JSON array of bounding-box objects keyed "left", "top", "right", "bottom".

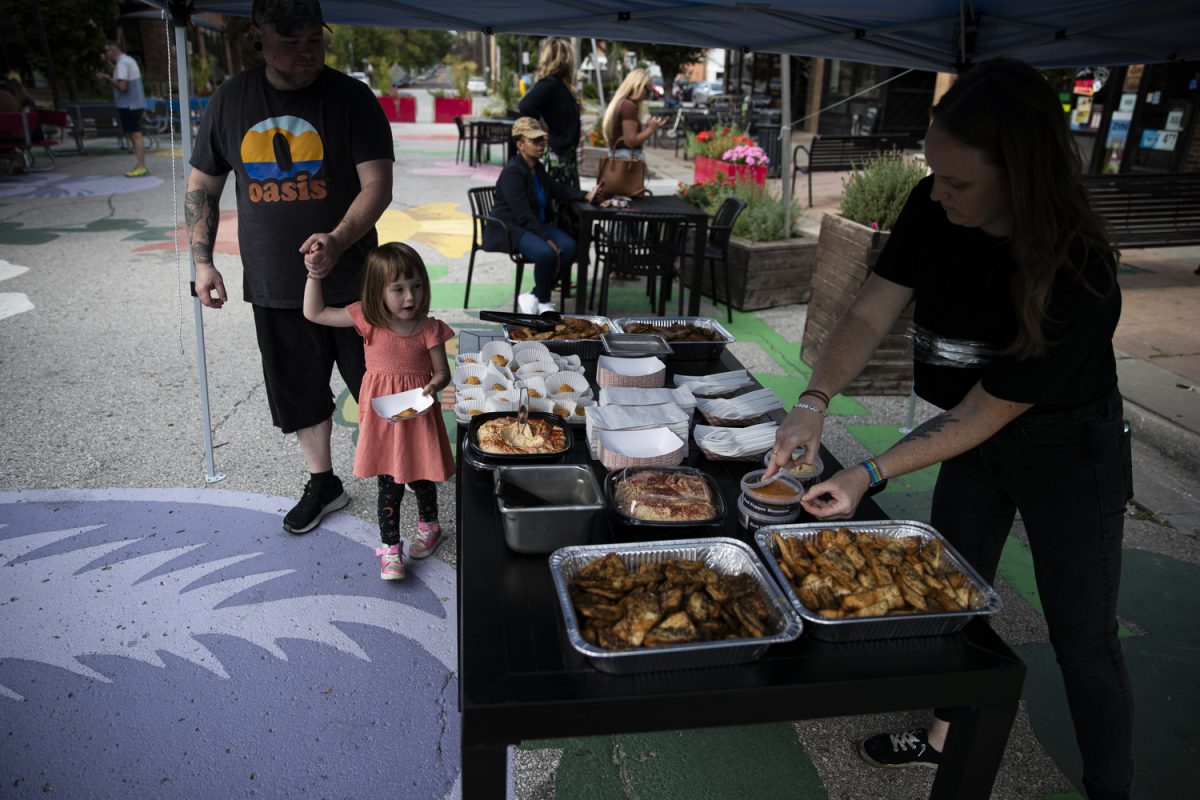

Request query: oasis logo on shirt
[{"left": 240, "top": 115, "right": 327, "bottom": 203}]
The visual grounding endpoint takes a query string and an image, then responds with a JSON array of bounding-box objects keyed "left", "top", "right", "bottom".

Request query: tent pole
[
  {"left": 591, "top": 38, "right": 606, "bottom": 110},
  {"left": 780, "top": 55, "right": 792, "bottom": 240},
  {"left": 174, "top": 12, "right": 225, "bottom": 483}
]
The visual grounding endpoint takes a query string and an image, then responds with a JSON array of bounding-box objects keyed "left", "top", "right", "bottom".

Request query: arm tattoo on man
[
  {"left": 184, "top": 188, "right": 219, "bottom": 265},
  {"left": 898, "top": 411, "right": 957, "bottom": 444}
]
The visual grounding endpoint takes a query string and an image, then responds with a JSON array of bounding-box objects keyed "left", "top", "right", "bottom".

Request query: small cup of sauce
[{"left": 739, "top": 469, "right": 804, "bottom": 508}]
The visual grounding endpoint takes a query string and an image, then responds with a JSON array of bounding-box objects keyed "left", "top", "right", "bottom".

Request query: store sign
[
  {"left": 1073, "top": 79, "right": 1096, "bottom": 96},
  {"left": 1140, "top": 129, "right": 1179, "bottom": 151}
]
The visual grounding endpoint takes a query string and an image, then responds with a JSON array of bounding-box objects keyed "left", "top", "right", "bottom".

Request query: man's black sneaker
[
  {"left": 283, "top": 477, "right": 350, "bottom": 533},
  {"left": 858, "top": 729, "right": 942, "bottom": 770}
]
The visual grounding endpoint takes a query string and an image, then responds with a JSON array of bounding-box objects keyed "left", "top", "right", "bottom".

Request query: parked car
[
  {"left": 467, "top": 76, "right": 488, "bottom": 94},
  {"left": 691, "top": 81, "right": 725, "bottom": 106},
  {"left": 349, "top": 71, "right": 371, "bottom": 88}
]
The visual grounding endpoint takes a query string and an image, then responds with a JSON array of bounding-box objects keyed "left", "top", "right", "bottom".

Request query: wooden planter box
[
  {"left": 801, "top": 214, "right": 913, "bottom": 395},
  {"left": 693, "top": 155, "right": 766, "bottom": 186},
  {"left": 379, "top": 95, "right": 416, "bottom": 123},
  {"left": 433, "top": 96, "right": 472, "bottom": 124},
  {"left": 685, "top": 234, "right": 818, "bottom": 311}
]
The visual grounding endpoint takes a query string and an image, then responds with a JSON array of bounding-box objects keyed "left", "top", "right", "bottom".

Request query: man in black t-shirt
[{"left": 186, "top": 0, "right": 394, "bottom": 533}]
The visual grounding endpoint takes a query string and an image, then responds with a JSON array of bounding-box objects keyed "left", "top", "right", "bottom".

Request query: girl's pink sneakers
[
  {"left": 409, "top": 521, "right": 443, "bottom": 560},
  {"left": 375, "top": 543, "right": 405, "bottom": 580}
]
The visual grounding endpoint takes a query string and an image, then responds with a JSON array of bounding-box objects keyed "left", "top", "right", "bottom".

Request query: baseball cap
[
  {"left": 251, "top": 0, "right": 331, "bottom": 36},
  {"left": 511, "top": 117, "right": 548, "bottom": 140}
]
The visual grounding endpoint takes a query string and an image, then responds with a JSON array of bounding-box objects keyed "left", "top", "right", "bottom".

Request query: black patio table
[
  {"left": 571, "top": 195, "right": 710, "bottom": 316},
  {"left": 455, "top": 347, "right": 1026, "bottom": 799},
  {"left": 468, "top": 118, "right": 517, "bottom": 166}
]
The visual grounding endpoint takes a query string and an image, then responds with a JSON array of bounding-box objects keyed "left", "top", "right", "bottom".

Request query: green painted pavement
[{"left": 528, "top": 723, "right": 825, "bottom": 800}]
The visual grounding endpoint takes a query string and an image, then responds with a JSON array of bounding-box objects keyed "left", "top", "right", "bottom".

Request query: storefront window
[{"left": 1126, "top": 61, "right": 1198, "bottom": 173}]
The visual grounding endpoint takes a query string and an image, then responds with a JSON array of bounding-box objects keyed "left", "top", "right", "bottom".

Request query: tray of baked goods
[
  {"left": 504, "top": 314, "right": 618, "bottom": 359},
  {"left": 612, "top": 316, "right": 735, "bottom": 361},
  {"left": 754, "top": 521, "right": 1002, "bottom": 642},
  {"left": 603, "top": 466, "right": 727, "bottom": 529},
  {"left": 463, "top": 411, "right": 574, "bottom": 470},
  {"left": 549, "top": 537, "right": 804, "bottom": 674}
]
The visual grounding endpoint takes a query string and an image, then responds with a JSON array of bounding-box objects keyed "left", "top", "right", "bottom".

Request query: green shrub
[
  {"left": 839, "top": 151, "right": 927, "bottom": 231},
  {"left": 582, "top": 81, "right": 598, "bottom": 101},
  {"left": 676, "top": 177, "right": 800, "bottom": 242}
]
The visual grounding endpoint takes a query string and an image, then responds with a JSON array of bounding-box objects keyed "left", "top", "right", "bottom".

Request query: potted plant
[
  {"left": 801, "top": 151, "right": 927, "bottom": 394},
  {"left": 676, "top": 176, "right": 818, "bottom": 310},
  {"left": 434, "top": 58, "right": 475, "bottom": 123},
  {"left": 579, "top": 119, "right": 607, "bottom": 178},
  {"left": 686, "top": 126, "right": 768, "bottom": 186}
]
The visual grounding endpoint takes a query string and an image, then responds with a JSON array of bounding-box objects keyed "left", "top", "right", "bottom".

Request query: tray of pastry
[
  {"left": 504, "top": 314, "right": 617, "bottom": 358},
  {"left": 549, "top": 537, "right": 803, "bottom": 674},
  {"left": 611, "top": 317, "right": 735, "bottom": 361},
  {"left": 754, "top": 521, "right": 1002, "bottom": 642}
]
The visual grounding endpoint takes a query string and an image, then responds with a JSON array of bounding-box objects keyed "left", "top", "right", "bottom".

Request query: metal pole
[
  {"left": 591, "top": 38, "right": 605, "bottom": 110},
  {"left": 780, "top": 55, "right": 792, "bottom": 240},
  {"left": 175, "top": 13, "right": 224, "bottom": 483}
]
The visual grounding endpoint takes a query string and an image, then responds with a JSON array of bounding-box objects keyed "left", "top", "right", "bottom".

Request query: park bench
[
  {"left": 1083, "top": 173, "right": 1200, "bottom": 261},
  {"left": 0, "top": 109, "right": 68, "bottom": 172},
  {"left": 792, "top": 133, "right": 915, "bottom": 207},
  {"left": 63, "top": 103, "right": 158, "bottom": 155}
]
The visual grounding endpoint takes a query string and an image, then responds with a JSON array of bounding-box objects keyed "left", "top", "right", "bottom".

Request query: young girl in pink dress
[{"left": 303, "top": 242, "right": 454, "bottom": 580}]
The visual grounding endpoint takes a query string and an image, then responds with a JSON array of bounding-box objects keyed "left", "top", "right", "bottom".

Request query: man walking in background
[{"left": 97, "top": 41, "right": 148, "bottom": 177}]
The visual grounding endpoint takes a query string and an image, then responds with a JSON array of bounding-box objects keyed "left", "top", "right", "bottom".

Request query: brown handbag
[{"left": 596, "top": 139, "right": 646, "bottom": 197}]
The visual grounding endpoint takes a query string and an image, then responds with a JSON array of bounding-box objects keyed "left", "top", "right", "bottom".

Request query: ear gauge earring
[{"left": 254, "top": 41, "right": 262, "bottom": 51}]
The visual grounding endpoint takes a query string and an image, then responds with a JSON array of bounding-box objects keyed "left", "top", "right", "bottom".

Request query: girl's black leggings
[{"left": 376, "top": 475, "right": 438, "bottom": 546}]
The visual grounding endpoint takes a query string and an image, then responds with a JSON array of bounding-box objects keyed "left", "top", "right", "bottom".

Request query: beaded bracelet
[
  {"left": 859, "top": 458, "right": 885, "bottom": 488},
  {"left": 792, "top": 401, "right": 824, "bottom": 415}
]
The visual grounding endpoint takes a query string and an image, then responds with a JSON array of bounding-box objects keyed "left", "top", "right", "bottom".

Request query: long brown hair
[
  {"left": 360, "top": 242, "right": 430, "bottom": 328},
  {"left": 931, "top": 58, "right": 1116, "bottom": 359},
  {"left": 602, "top": 68, "right": 654, "bottom": 147},
  {"left": 537, "top": 38, "right": 580, "bottom": 108}
]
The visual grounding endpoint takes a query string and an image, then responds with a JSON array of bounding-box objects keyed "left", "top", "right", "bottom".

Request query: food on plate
[
  {"left": 557, "top": 383, "right": 576, "bottom": 394},
  {"left": 461, "top": 356, "right": 477, "bottom": 363},
  {"left": 490, "top": 354, "right": 509, "bottom": 367},
  {"left": 490, "top": 382, "right": 507, "bottom": 391},
  {"left": 771, "top": 528, "right": 980, "bottom": 619},
  {"left": 475, "top": 416, "right": 568, "bottom": 455},
  {"left": 468, "top": 409, "right": 483, "bottom": 416},
  {"left": 509, "top": 316, "right": 610, "bottom": 341},
  {"left": 613, "top": 470, "right": 718, "bottom": 522},
  {"left": 552, "top": 404, "right": 571, "bottom": 417},
  {"left": 465, "top": 376, "right": 481, "bottom": 385},
  {"left": 621, "top": 321, "right": 723, "bottom": 342},
  {"left": 527, "top": 388, "right": 541, "bottom": 398},
  {"left": 389, "top": 408, "right": 418, "bottom": 420},
  {"left": 569, "top": 552, "right": 770, "bottom": 650},
  {"left": 575, "top": 404, "right": 588, "bottom": 417}
]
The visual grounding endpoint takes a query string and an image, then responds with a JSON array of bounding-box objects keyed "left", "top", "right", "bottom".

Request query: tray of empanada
[
  {"left": 504, "top": 314, "right": 616, "bottom": 358},
  {"left": 549, "top": 538, "right": 802, "bottom": 674},
  {"left": 754, "top": 521, "right": 1001, "bottom": 642}
]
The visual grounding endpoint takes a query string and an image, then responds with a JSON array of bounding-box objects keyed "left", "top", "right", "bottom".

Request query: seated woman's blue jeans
[{"left": 518, "top": 225, "right": 577, "bottom": 303}]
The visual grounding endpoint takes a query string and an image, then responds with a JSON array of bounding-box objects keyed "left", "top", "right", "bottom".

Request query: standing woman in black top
[
  {"left": 518, "top": 38, "right": 582, "bottom": 188},
  {"left": 764, "top": 59, "right": 1132, "bottom": 799}
]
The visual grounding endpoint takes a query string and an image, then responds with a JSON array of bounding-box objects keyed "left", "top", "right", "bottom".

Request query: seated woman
[{"left": 487, "top": 117, "right": 599, "bottom": 315}]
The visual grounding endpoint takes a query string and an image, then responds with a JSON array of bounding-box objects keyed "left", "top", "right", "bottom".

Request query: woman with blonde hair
[
  {"left": 518, "top": 38, "right": 582, "bottom": 187},
  {"left": 601, "top": 67, "right": 665, "bottom": 159}
]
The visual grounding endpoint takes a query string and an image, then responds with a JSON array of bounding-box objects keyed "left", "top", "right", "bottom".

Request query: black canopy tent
[{"left": 150, "top": 0, "right": 1199, "bottom": 480}]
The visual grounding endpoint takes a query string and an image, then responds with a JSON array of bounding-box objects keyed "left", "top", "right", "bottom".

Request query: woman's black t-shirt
[{"left": 872, "top": 176, "right": 1120, "bottom": 412}]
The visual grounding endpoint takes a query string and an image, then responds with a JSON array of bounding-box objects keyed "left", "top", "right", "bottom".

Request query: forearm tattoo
[
  {"left": 898, "top": 411, "right": 957, "bottom": 445},
  {"left": 184, "top": 188, "right": 220, "bottom": 265}
]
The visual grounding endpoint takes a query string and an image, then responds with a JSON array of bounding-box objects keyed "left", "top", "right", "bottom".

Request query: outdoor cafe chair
[
  {"left": 453, "top": 115, "right": 469, "bottom": 164},
  {"left": 463, "top": 186, "right": 531, "bottom": 313},
  {"left": 678, "top": 196, "right": 747, "bottom": 323},
  {"left": 590, "top": 211, "right": 685, "bottom": 317}
]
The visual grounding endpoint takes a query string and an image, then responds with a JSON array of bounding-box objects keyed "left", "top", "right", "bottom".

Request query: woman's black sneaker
[
  {"left": 283, "top": 476, "right": 350, "bottom": 533},
  {"left": 858, "top": 729, "right": 941, "bottom": 770}
]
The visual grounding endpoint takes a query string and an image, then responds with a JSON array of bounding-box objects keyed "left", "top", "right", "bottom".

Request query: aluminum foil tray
[
  {"left": 504, "top": 315, "right": 617, "bottom": 359},
  {"left": 754, "top": 521, "right": 1002, "bottom": 642},
  {"left": 549, "top": 537, "right": 803, "bottom": 674},
  {"left": 611, "top": 317, "right": 735, "bottom": 361}
]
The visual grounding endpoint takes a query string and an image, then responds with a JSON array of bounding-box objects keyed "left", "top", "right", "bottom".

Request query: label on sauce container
[{"left": 746, "top": 479, "right": 801, "bottom": 502}]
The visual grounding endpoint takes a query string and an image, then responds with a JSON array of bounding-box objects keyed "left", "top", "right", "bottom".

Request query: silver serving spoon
[{"left": 516, "top": 386, "right": 531, "bottom": 438}]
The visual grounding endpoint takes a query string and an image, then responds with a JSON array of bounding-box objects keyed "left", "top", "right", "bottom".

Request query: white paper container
[
  {"left": 371, "top": 388, "right": 435, "bottom": 422},
  {"left": 481, "top": 369, "right": 514, "bottom": 393},
  {"left": 544, "top": 370, "right": 589, "bottom": 397},
  {"left": 515, "top": 360, "right": 555, "bottom": 380},
  {"left": 549, "top": 537, "right": 803, "bottom": 674},
  {"left": 597, "top": 355, "right": 666, "bottom": 389},
  {"left": 453, "top": 363, "right": 489, "bottom": 388},
  {"left": 456, "top": 387, "right": 485, "bottom": 404},
  {"left": 487, "top": 387, "right": 523, "bottom": 405},
  {"left": 484, "top": 396, "right": 520, "bottom": 414},
  {"left": 511, "top": 340, "right": 553, "bottom": 360},
  {"left": 454, "top": 399, "right": 489, "bottom": 424},
  {"left": 455, "top": 351, "right": 483, "bottom": 366},
  {"left": 480, "top": 340, "right": 515, "bottom": 370},
  {"left": 598, "top": 427, "right": 685, "bottom": 471},
  {"left": 517, "top": 376, "right": 549, "bottom": 400}
]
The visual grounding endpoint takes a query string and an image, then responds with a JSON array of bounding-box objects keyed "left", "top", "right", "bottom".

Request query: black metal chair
[
  {"left": 464, "top": 186, "right": 530, "bottom": 312},
  {"left": 679, "top": 197, "right": 748, "bottom": 323},
  {"left": 453, "top": 116, "right": 469, "bottom": 164},
  {"left": 591, "top": 212, "right": 686, "bottom": 316}
]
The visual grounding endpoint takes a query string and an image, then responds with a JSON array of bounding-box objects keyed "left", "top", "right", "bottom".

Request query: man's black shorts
[
  {"left": 252, "top": 305, "right": 366, "bottom": 434},
  {"left": 118, "top": 107, "right": 143, "bottom": 134}
]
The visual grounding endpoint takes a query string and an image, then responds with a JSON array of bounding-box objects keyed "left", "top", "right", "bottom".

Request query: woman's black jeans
[{"left": 931, "top": 388, "right": 1133, "bottom": 800}]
